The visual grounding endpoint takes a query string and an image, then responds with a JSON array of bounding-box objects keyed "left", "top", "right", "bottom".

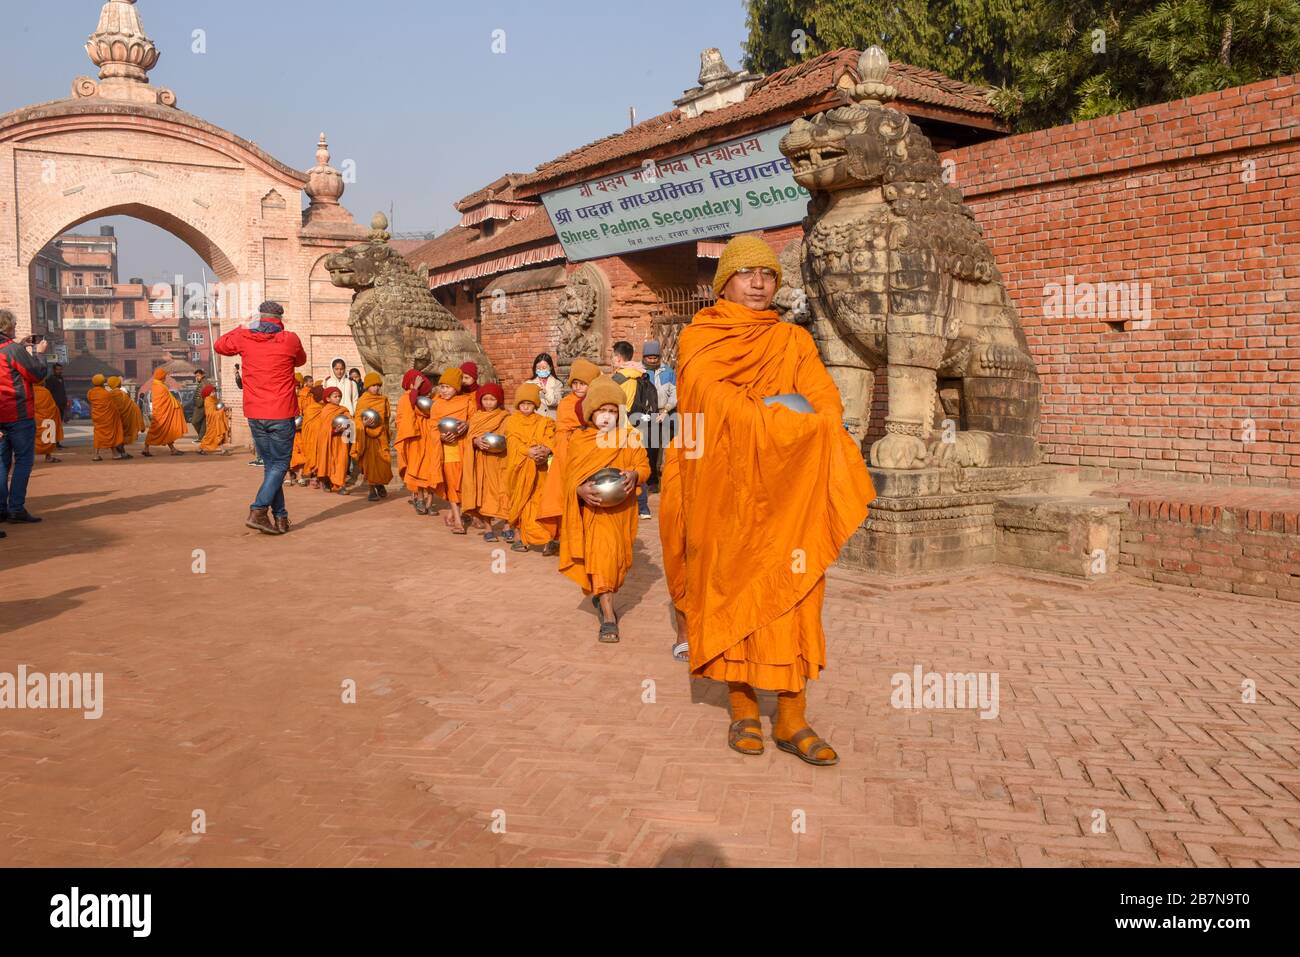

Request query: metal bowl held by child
[
  {"left": 293, "top": 415, "right": 304, "bottom": 430},
  {"left": 415, "top": 395, "right": 434, "bottom": 414},
  {"left": 438, "top": 417, "right": 465, "bottom": 441},
  {"left": 361, "top": 408, "right": 381, "bottom": 429},
  {"left": 214, "top": 401, "right": 226, "bottom": 412},
  {"left": 480, "top": 431, "right": 507, "bottom": 453},
  {"left": 331, "top": 414, "right": 351, "bottom": 435},
  {"left": 585, "top": 467, "right": 629, "bottom": 507},
  {"left": 763, "top": 393, "right": 814, "bottom": 414}
]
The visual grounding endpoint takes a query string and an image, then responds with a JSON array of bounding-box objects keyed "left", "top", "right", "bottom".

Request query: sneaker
[
  {"left": 5, "top": 509, "right": 41, "bottom": 524},
  {"left": 249, "top": 458, "right": 264, "bottom": 467},
  {"left": 639, "top": 508, "right": 652, "bottom": 520}
]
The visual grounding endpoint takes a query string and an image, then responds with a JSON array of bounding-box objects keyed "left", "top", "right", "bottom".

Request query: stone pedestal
[{"left": 840, "top": 465, "right": 1087, "bottom": 575}]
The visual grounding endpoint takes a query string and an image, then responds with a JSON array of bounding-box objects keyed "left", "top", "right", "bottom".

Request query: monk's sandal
[{"left": 728, "top": 718, "right": 764, "bottom": 756}]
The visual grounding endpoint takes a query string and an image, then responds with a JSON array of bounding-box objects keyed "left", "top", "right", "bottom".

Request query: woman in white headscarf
[{"left": 323, "top": 356, "right": 359, "bottom": 413}]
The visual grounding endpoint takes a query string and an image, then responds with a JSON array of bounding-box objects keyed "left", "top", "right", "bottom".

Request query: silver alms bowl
[
  {"left": 360, "top": 408, "right": 381, "bottom": 428},
  {"left": 293, "top": 415, "right": 303, "bottom": 430},
  {"left": 586, "top": 467, "right": 629, "bottom": 507},
  {"left": 415, "top": 395, "right": 433, "bottom": 414},
  {"left": 764, "top": 393, "right": 814, "bottom": 414},
  {"left": 438, "top": 417, "right": 464, "bottom": 440},
  {"left": 214, "top": 401, "right": 226, "bottom": 412},
  {"left": 331, "top": 414, "right": 351, "bottom": 435},
  {"left": 480, "top": 431, "right": 507, "bottom": 453}
]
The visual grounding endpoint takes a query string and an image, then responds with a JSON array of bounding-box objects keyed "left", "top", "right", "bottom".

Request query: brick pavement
[{"left": 1, "top": 452, "right": 1298, "bottom": 867}]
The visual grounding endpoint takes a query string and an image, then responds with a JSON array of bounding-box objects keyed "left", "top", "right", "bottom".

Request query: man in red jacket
[
  {"left": 1, "top": 308, "right": 50, "bottom": 532},
  {"left": 214, "top": 301, "right": 307, "bottom": 535}
]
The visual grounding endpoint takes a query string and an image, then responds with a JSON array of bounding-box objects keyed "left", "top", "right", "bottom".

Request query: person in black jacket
[
  {"left": 189, "top": 368, "right": 208, "bottom": 438},
  {"left": 45, "top": 363, "right": 68, "bottom": 448}
]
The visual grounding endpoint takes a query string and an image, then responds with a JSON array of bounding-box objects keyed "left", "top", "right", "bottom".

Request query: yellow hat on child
[{"left": 515, "top": 382, "right": 541, "bottom": 408}]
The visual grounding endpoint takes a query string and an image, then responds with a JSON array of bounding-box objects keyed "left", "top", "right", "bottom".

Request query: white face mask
[{"left": 536, "top": 368, "right": 551, "bottom": 379}]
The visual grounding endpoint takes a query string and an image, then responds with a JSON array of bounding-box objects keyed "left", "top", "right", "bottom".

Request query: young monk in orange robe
[
  {"left": 504, "top": 382, "right": 559, "bottom": 554},
  {"left": 559, "top": 375, "right": 650, "bottom": 642},
  {"left": 287, "top": 373, "right": 312, "bottom": 484},
  {"left": 351, "top": 372, "right": 393, "bottom": 501},
  {"left": 33, "top": 382, "right": 63, "bottom": 463},
  {"left": 197, "top": 384, "right": 231, "bottom": 454},
  {"left": 315, "top": 386, "right": 350, "bottom": 492},
  {"left": 538, "top": 357, "right": 599, "bottom": 529},
  {"left": 394, "top": 369, "right": 442, "bottom": 515},
  {"left": 106, "top": 376, "right": 141, "bottom": 458},
  {"left": 463, "top": 382, "right": 511, "bottom": 541},
  {"left": 300, "top": 385, "right": 326, "bottom": 488},
  {"left": 87, "top": 374, "right": 124, "bottom": 462},
  {"left": 661, "top": 235, "right": 876, "bottom": 766},
  {"left": 430, "top": 367, "right": 475, "bottom": 534},
  {"left": 141, "top": 367, "right": 186, "bottom": 456}
]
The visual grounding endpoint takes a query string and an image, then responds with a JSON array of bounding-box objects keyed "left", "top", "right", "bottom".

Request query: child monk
[
  {"left": 394, "top": 369, "right": 442, "bottom": 515},
  {"left": 351, "top": 372, "right": 393, "bottom": 501},
  {"left": 197, "top": 384, "right": 231, "bottom": 455},
  {"left": 107, "top": 376, "right": 142, "bottom": 458},
  {"left": 430, "top": 367, "right": 474, "bottom": 534},
  {"left": 459, "top": 362, "right": 479, "bottom": 393},
  {"left": 33, "top": 381, "right": 63, "bottom": 463},
  {"left": 538, "top": 357, "right": 599, "bottom": 531},
  {"left": 504, "top": 382, "right": 558, "bottom": 554},
  {"left": 141, "top": 367, "right": 186, "bottom": 456},
  {"left": 463, "top": 382, "right": 511, "bottom": 541},
  {"left": 315, "top": 385, "right": 350, "bottom": 492},
  {"left": 300, "top": 384, "right": 326, "bottom": 488},
  {"left": 559, "top": 375, "right": 650, "bottom": 643},
  {"left": 87, "top": 374, "right": 124, "bottom": 462}
]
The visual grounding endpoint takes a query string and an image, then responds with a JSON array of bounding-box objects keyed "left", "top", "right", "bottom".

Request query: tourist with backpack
[{"left": 610, "top": 340, "right": 658, "bottom": 519}]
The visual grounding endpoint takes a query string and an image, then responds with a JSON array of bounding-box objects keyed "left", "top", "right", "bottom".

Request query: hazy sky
[{"left": 6, "top": 0, "right": 754, "bottom": 282}]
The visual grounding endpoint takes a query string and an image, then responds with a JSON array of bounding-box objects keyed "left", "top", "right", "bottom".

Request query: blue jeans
[
  {"left": 0, "top": 417, "right": 36, "bottom": 513},
  {"left": 247, "top": 418, "right": 295, "bottom": 517}
]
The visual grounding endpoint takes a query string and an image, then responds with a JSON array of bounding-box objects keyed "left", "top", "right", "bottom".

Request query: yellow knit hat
[
  {"left": 515, "top": 382, "right": 541, "bottom": 408},
  {"left": 583, "top": 375, "right": 627, "bottom": 424},
  {"left": 567, "top": 358, "right": 601, "bottom": 387},
  {"left": 363, "top": 372, "right": 383, "bottom": 389},
  {"left": 294, "top": 372, "right": 304, "bottom": 383},
  {"left": 107, "top": 376, "right": 122, "bottom": 388},
  {"left": 439, "top": 367, "right": 463, "bottom": 389},
  {"left": 712, "top": 234, "right": 781, "bottom": 297},
  {"left": 92, "top": 374, "right": 105, "bottom": 386}
]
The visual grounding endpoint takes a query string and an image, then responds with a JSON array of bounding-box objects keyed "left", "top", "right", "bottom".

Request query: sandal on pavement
[
  {"left": 598, "top": 620, "right": 620, "bottom": 643},
  {"left": 451, "top": 525, "right": 467, "bottom": 535},
  {"left": 140, "top": 450, "right": 153, "bottom": 457},
  {"left": 482, "top": 530, "right": 498, "bottom": 542},
  {"left": 510, "top": 539, "right": 528, "bottom": 552},
  {"left": 774, "top": 728, "right": 839, "bottom": 767},
  {"left": 671, "top": 641, "right": 690, "bottom": 663},
  {"left": 728, "top": 718, "right": 764, "bottom": 756}
]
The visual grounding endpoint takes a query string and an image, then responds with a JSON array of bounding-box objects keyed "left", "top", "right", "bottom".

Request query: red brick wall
[
  {"left": 945, "top": 74, "right": 1300, "bottom": 488},
  {"left": 476, "top": 284, "right": 565, "bottom": 396}
]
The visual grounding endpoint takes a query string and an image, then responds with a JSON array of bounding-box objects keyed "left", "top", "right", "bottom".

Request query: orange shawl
[
  {"left": 145, "top": 378, "right": 186, "bottom": 446},
  {"left": 538, "top": 392, "right": 584, "bottom": 521},
  {"left": 394, "top": 393, "right": 442, "bottom": 492},
  {"left": 33, "top": 384, "right": 63, "bottom": 454},
  {"left": 200, "top": 395, "right": 230, "bottom": 450},
  {"left": 109, "top": 389, "right": 141, "bottom": 445},
  {"left": 297, "top": 384, "right": 312, "bottom": 414},
  {"left": 87, "top": 385, "right": 123, "bottom": 449},
  {"left": 664, "top": 299, "right": 876, "bottom": 691},
  {"left": 504, "top": 410, "right": 556, "bottom": 545},
  {"left": 558, "top": 426, "right": 649, "bottom": 595},
  {"left": 314, "top": 401, "right": 350, "bottom": 485},
  {"left": 351, "top": 392, "right": 393, "bottom": 485},
  {"left": 461, "top": 407, "right": 510, "bottom": 519}
]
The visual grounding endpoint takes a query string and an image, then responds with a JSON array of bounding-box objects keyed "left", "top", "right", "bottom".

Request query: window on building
[
  {"left": 94, "top": 274, "right": 109, "bottom": 287},
  {"left": 46, "top": 303, "right": 59, "bottom": 329},
  {"left": 191, "top": 352, "right": 201, "bottom": 364},
  {"left": 72, "top": 273, "right": 84, "bottom": 287},
  {"left": 124, "top": 360, "right": 137, "bottom": 379},
  {"left": 151, "top": 330, "right": 166, "bottom": 346},
  {"left": 123, "top": 330, "right": 136, "bottom": 350},
  {"left": 74, "top": 331, "right": 86, "bottom": 351},
  {"left": 122, "top": 301, "right": 135, "bottom": 321},
  {"left": 187, "top": 331, "right": 204, "bottom": 346},
  {"left": 93, "top": 330, "right": 107, "bottom": 351}
]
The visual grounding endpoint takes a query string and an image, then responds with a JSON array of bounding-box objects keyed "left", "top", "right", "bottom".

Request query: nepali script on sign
[{"left": 541, "top": 124, "right": 809, "bottom": 262}]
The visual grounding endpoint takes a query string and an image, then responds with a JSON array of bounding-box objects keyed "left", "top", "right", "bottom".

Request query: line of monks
[{"left": 76, "top": 368, "right": 231, "bottom": 461}]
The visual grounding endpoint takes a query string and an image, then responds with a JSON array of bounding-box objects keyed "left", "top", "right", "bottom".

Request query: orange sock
[
  {"left": 727, "top": 682, "right": 762, "bottom": 753},
  {"left": 776, "top": 688, "right": 835, "bottom": 761}
]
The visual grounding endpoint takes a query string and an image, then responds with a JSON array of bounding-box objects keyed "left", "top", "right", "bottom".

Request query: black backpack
[{"left": 613, "top": 371, "right": 658, "bottom": 420}]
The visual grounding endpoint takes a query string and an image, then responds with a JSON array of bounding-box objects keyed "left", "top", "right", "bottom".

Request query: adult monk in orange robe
[
  {"left": 463, "top": 382, "right": 510, "bottom": 540},
  {"left": 141, "top": 367, "right": 186, "bottom": 456},
  {"left": 504, "top": 382, "right": 558, "bottom": 554},
  {"left": 351, "top": 372, "right": 393, "bottom": 501},
  {"left": 538, "top": 357, "right": 598, "bottom": 529},
  {"left": 33, "top": 382, "right": 63, "bottom": 463},
  {"left": 559, "top": 376, "right": 650, "bottom": 642},
  {"left": 197, "top": 384, "right": 231, "bottom": 454},
  {"left": 314, "top": 386, "right": 350, "bottom": 492},
  {"left": 87, "top": 374, "right": 124, "bottom": 462},
  {"left": 300, "top": 385, "right": 326, "bottom": 488},
  {"left": 662, "top": 235, "right": 876, "bottom": 766},
  {"left": 430, "top": 367, "right": 475, "bottom": 534},
  {"left": 394, "top": 369, "right": 442, "bottom": 515},
  {"left": 107, "top": 376, "right": 142, "bottom": 457}
]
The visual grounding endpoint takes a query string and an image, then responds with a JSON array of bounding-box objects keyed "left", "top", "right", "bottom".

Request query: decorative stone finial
[
  {"left": 74, "top": 1, "right": 176, "bottom": 106},
  {"left": 369, "top": 212, "right": 391, "bottom": 244},
  {"left": 304, "top": 132, "right": 344, "bottom": 207},
  {"left": 698, "top": 48, "right": 733, "bottom": 87},
  {"left": 850, "top": 46, "right": 898, "bottom": 105}
]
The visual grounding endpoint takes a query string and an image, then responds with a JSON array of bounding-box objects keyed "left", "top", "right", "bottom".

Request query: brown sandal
[
  {"left": 728, "top": 718, "right": 764, "bottom": 756},
  {"left": 774, "top": 727, "right": 838, "bottom": 766}
]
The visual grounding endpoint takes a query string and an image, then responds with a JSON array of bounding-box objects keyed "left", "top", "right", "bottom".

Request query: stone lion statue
[
  {"left": 778, "top": 48, "right": 1041, "bottom": 470},
  {"left": 326, "top": 214, "right": 495, "bottom": 409}
]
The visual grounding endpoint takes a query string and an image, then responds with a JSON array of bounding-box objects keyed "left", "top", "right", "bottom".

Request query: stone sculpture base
[{"left": 839, "top": 465, "right": 1128, "bottom": 579}]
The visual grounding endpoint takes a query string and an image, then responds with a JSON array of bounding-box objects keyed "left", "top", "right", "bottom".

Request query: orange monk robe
[
  {"left": 351, "top": 393, "right": 393, "bottom": 485},
  {"left": 296, "top": 396, "right": 325, "bottom": 475},
  {"left": 460, "top": 407, "right": 510, "bottom": 519},
  {"left": 558, "top": 426, "right": 650, "bottom": 596},
  {"left": 666, "top": 299, "right": 876, "bottom": 693},
  {"left": 314, "top": 401, "right": 350, "bottom": 486},
  {"left": 658, "top": 443, "right": 687, "bottom": 610},
  {"left": 297, "top": 384, "right": 312, "bottom": 413},
  {"left": 430, "top": 393, "right": 475, "bottom": 503},
  {"left": 33, "top": 384, "right": 63, "bottom": 455},
  {"left": 87, "top": 385, "right": 124, "bottom": 450},
  {"left": 145, "top": 378, "right": 186, "bottom": 446},
  {"left": 504, "top": 411, "right": 557, "bottom": 545},
  {"left": 200, "top": 395, "right": 231, "bottom": 450},
  {"left": 109, "top": 389, "right": 142, "bottom": 446},
  {"left": 537, "top": 392, "right": 584, "bottom": 523},
  {"left": 394, "top": 394, "right": 442, "bottom": 493}
]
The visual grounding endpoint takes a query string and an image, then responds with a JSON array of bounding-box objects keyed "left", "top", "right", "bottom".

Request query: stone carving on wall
[
  {"left": 326, "top": 213, "right": 496, "bottom": 409},
  {"left": 555, "top": 263, "right": 609, "bottom": 376},
  {"left": 779, "top": 46, "right": 1041, "bottom": 470}
]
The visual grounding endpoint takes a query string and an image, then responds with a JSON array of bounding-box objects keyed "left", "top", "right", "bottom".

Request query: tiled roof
[
  {"left": 516, "top": 49, "right": 1001, "bottom": 192},
  {"left": 407, "top": 211, "right": 559, "bottom": 273},
  {"left": 455, "top": 174, "right": 526, "bottom": 212}
]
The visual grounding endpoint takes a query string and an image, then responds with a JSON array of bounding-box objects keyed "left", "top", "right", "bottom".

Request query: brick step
[{"left": 994, "top": 494, "right": 1129, "bottom": 579}]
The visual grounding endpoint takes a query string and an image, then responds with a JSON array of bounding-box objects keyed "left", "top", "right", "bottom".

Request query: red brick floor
[{"left": 2, "top": 451, "right": 1299, "bottom": 867}]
